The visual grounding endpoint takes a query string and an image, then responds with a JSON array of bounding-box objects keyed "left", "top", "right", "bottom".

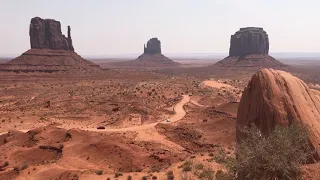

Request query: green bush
[
  {"left": 223, "top": 125, "right": 312, "bottom": 180},
  {"left": 127, "top": 175, "right": 132, "bottom": 180}
]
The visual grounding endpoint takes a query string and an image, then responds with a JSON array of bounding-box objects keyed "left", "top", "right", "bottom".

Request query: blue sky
[{"left": 1, "top": 0, "right": 319, "bottom": 56}]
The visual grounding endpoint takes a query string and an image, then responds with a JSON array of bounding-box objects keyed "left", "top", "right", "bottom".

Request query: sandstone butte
[
  {"left": 0, "top": 17, "right": 99, "bottom": 72},
  {"left": 216, "top": 27, "right": 287, "bottom": 67},
  {"left": 237, "top": 68, "right": 320, "bottom": 161},
  {"left": 134, "top": 38, "right": 179, "bottom": 67}
]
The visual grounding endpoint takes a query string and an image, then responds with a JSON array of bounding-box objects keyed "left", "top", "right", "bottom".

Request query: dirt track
[{"left": 0, "top": 95, "right": 190, "bottom": 135}]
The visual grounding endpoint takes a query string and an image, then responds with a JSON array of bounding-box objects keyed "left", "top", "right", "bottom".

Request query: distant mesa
[
  {"left": 134, "top": 37, "right": 179, "bottom": 66},
  {"left": 144, "top": 38, "right": 161, "bottom": 54},
  {"left": 0, "top": 17, "right": 100, "bottom": 73},
  {"left": 108, "top": 37, "right": 179, "bottom": 68},
  {"left": 237, "top": 68, "right": 320, "bottom": 161},
  {"left": 216, "top": 27, "right": 287, "bottom": 67}
]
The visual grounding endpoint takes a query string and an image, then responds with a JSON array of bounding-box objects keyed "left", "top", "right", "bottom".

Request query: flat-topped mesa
[
  {"left": 229, "top": 27, "right": 269, "bottom": 57},
  {"left": 29, "top": 17, "right": 74, "bottom": 51},
  {"left": 143, "top": 38, "right": 161, "bottom": 54}
]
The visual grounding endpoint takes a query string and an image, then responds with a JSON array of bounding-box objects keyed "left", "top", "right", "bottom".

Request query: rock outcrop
[
  {"left": 0, "top": 17, "right": 100, "bottom": 73},
  {"left": 144, "top": 38, "right": 161, "bottom": 54},
  {"left": 237, "top": 68, "right": 320, "bottom": 160},
  {"left": 216, "top": 27, "right": 286, "bottom": 67},
  {"left": 108, "top": 38, "right": 179, "bottom": 68},
  {"left": 29, "top": 17, "right": 74, "bottom": 51},
  {"left": 229, "top": 27, "right": 269, "bottom": 56}
]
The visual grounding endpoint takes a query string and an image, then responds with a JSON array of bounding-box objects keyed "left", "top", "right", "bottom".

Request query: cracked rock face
[
  {"left": 237, "top": 68, "right": 320, "bottom": 161},
  {"left": 229, "top": 27, "right": 269, "bottom": 57},
  {"left": 29, "top": 17, "right": 74, "bottom": 51}
]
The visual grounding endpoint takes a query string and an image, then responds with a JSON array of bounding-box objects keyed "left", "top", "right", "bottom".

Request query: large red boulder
[{"left": 237, "top": 68, "right": 320, "bottom": 160}]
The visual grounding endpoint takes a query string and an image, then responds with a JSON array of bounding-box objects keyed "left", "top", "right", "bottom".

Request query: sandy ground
[{"left": 1, "top": 64, "right": 320, "bottom": 179}]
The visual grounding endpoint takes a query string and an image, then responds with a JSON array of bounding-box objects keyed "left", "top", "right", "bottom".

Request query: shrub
[
  {"left": 198, "top": 167, "right": 214, "bottom": 180},
  {"left": 13, "top": 166, "right": 20, "bottom": 172},
  {"left": 3, "top": 161, "right": 9, "bottom": 167},
  {"left": 151, "top": 165, "right": 160, "bottom": 172},
  {"left": 96, "top": 170, "right": 103, "bottom": 175},
  {"left": 152, "top": 176, "right": 158, "bottom": 179},
  {"left": 142, "top": 176, "right": 147, "bottom": 180},
  {"left": 182, "top": 160, "right": 192, "bottom": 172},
  {"left": 115, "top": 172, "right": 123, "bottom": 178},
  {"left": 72, "top": 173, "right": 79, "bottom": 180},
  {"left": 127, "top": 175, "right": 132, "bottom": 180},
  {"left": 225, "top": 125, "right": 312, "bottom": 180},
  {"left": 167, "top": 170, "right": 174, "bottom": 180},
  {"left": 195, "top": 163, "right": 204, "bottom": 170},
  {"left": 215, "top": 170, "right": 231, "bottom": 180},
  {"left": 65, "top": 132, "right": 72, "bottom": 139},
  {"left": 20, "top": 163, "right": 29, "bottom": 170}
]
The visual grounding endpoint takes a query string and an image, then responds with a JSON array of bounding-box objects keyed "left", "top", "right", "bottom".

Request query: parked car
[{"left": 97, "top": 126, "right": 105, "bottom": 129}]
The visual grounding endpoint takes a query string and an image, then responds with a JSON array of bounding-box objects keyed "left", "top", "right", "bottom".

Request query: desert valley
[{"left": 0, "top": 16, "right": 320, "bottom": 180}]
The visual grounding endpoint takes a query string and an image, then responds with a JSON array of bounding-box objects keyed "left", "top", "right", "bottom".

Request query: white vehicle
[{"left": 166, "top": 119, "right": 171, "bottom": 123}]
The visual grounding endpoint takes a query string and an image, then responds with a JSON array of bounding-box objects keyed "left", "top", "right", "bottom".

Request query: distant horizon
[{"left": 1, "top": 52, "right": 320, "bottom": 60}]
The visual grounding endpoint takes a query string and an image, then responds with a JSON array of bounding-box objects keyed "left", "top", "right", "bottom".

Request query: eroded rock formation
[
  {"left": 144, "top": 38, "right": 161, "bottom": 54},
  {"left": 0, "top": 17, "right": 100, "bottom": 73},
  {"left": 216, "top": 27, "right": 286, "bottom": 67},
  {"left": 229, "top": 27, "right": 269, "bottom": 56},
  {"left": 237, "top": 68, "right": 320, "bottom": 160},
  {"left": 29, "top": 17, "right": 74, "bottom": 51},
  {"left": 108, "top": 37, "right": 180, "bottom": 68}
]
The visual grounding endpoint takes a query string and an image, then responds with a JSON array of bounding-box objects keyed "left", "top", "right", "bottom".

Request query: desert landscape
[{"left": 1, "top": 4, "right": 320, "bottom": 180}]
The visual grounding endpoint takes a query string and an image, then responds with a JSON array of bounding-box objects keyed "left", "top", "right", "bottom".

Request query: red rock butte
[
  {"left": 108, "top": 38, "right": 179, "bottom": 68},
  {"left": 237, "top": 68, "right": 320, "bottom": 161},
  {"left": 216, "top": 27, "right": 287, "bottom": 68},
  {"left": 133, "top": 38, "right": 180, "bottom": 67},
  {"left": 0, "top": 17, "right": 100, "bottom": 73}
]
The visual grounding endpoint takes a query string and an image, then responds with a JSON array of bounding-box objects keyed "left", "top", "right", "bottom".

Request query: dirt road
[{"left": 0, "top": 95, "right": 190, "bottom": 135}]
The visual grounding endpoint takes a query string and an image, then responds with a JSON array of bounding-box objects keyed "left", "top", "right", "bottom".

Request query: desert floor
[{"left": 0, "top": 59, "right": 320, "bottom": 180}]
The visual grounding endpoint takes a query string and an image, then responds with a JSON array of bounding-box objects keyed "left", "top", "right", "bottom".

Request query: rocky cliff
[
  {"left": 237, "top": 68, "right": 320, "bottom": 160},
  {"left": 29, "top": 17, "right": 74, "bottom": 51},
  {"left": 229, "top": 27, "right": 269, "bottom": 56}
]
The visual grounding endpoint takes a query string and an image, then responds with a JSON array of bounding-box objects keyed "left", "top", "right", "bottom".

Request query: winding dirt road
[
  {"left": 0, "top": 95, "right": 190, "bottom": 135},
  {"left": 80, "top": 94, "right": 190, "bottom": 132}
]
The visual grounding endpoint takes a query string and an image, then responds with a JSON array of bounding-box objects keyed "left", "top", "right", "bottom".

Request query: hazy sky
[{"left": 1, "top": 0, "right": 320, "bottom": 56}]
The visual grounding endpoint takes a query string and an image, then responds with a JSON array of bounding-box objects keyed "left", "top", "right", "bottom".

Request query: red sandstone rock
[
  {"left": 29, "top": 17, "right": 74, "bottom": 51},
  {"left": 237, "top": 68, "right": 320, "bottom": 160},
  {"left": 216, "top": 27, "right": 287, "bottom": 67}
]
